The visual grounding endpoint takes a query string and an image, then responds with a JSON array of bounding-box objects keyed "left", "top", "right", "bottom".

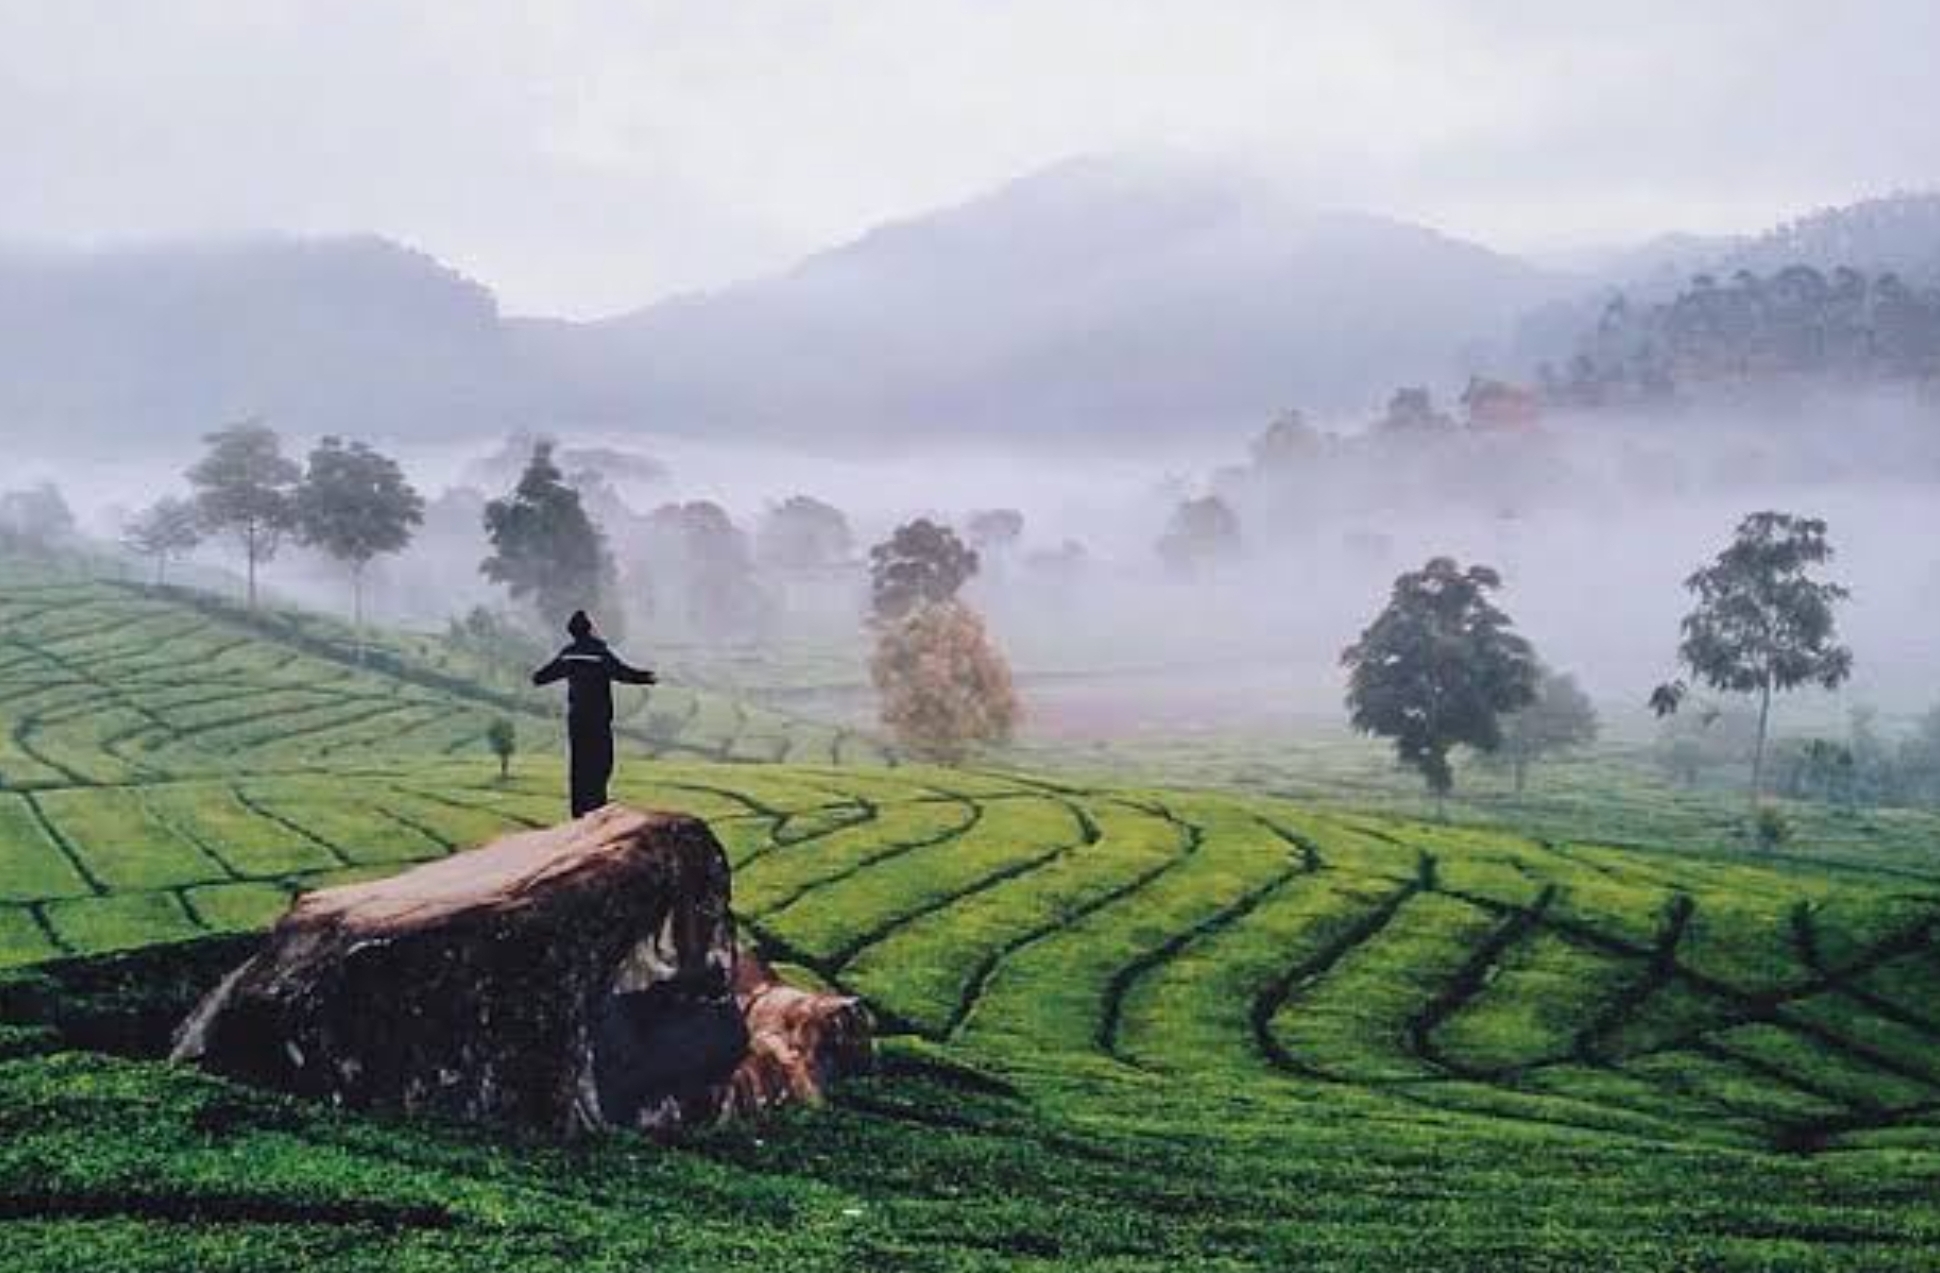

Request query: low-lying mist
[{"left": 15, "top": 389, "right": 1939, "bottom": 747}]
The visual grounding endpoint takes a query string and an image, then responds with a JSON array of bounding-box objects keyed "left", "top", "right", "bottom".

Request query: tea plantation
[{"left": 2, "top": 577, "right": 1938, "bottom": 1270}]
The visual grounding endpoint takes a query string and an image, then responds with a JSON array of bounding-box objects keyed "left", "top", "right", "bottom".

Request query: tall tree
[
  {"left": 1651, "top": 511, "right": 1853, "bottom": 808},
  {"left": 122, "top": 497, "right": 203, "bottom": 584},
  {"left": 187, "top": 421, "right": 300, "bottom": 609},
  {"left": 294, "top": 436, "right": 425, "bottom": 643},
  {"left": 868, "top": 519, "right": 978, "bottom": 622},
  {"left": 1342, "top": 557, "right": 1540, "bottom": 817},
  {"left": 0, "top": 483, "right": 77, "bottom": 555},
  {"left": 1485, "top": 667, "right": 1599, "bottom": 795},
  {"left": 480, "top": 442, "right": 615, "bottom": 627},
  {"left": 1155, "top": 495, "right": 1241, "bottom": 578}
]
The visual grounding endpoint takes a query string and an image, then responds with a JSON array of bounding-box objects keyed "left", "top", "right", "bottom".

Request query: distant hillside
[
  {"left": 15, "top": 173, "right": 1935, "bottom": 453},
  {"left": 0, "top": 159, "right": 1564, "bottom": 451},
  {"left": 1516, "top": 191, "right": 1940, "bottom": 371},
  {"left": 522, "top": 157, "right": 1562, "bottom": 440},
  {"left": 1559, "top": 193, "right": 1940, "bottom": 296},
  {"left": 0, "top": 235, "right": 523, "bottom": 448},
  {"left": 1721, "top": 191, "right": 1940, "bottom": 280}
]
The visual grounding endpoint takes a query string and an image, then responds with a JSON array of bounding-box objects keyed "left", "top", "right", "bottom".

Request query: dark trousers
[{"left": 569, "top": 724, "right": 615, "bottom": 818}]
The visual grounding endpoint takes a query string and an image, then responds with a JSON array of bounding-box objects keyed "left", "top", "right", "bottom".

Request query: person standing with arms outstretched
[{"left": 531, "top": 611, "right": 657, "bottom": 817}]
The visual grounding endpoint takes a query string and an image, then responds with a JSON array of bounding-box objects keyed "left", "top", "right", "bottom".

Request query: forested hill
[
  {"left": 1518, "top": 192, "right": 1940, "bottom": 385},
  {"left": 520, "top": 157, "right": 1560, "bottom": 440},
  {"left": 9, "top": 178, "right": 1938, "bottom": 451},
  {"left": 1720, "top": 192, "right": 1940, "bottom": 281},
  {"left": 0, "top": 159, "right": 1559, "bottom": 449},
  {"left": 0, "top": 235, "right": 526, "bottom": 446}
]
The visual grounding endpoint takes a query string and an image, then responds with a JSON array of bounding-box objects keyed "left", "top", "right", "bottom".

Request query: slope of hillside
[
  {"left": 0, "top": 235, "right": 522, "bottom": 446},
  {"left": 1, "top": 568, "right": 1939, "bottom": 1268},
  {"left": 528, "top": 157, "right": 1562, "bottom": 439},
  {"left": 1, "top": 158, "right": 1565, "bottom": 450}
]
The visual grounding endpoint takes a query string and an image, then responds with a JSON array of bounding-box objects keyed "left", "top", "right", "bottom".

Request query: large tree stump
[{"left": 172, "top": 806, "right": 870, "bottom": 1136}]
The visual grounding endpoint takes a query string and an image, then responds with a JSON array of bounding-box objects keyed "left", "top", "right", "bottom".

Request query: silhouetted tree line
[{"left": 1544, "top": 264, "right": 1940, "bottom": 407}]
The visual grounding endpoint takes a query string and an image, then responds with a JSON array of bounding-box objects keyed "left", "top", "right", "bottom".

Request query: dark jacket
[{"left": 531, "top": 637, "right": 655, "bottom": 725}]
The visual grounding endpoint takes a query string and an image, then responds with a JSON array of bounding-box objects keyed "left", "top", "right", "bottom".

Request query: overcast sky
[{"left": 3, "top": 1, "right": 1934, "bottom": 317}]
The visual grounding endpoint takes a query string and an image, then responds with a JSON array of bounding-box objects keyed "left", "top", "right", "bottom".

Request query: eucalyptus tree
[
  {"left": 294, "top": 436, "right": 424, "bottom": 642},
  {"left": 122, "top": 497, "right": 203, "bottom": 584},
  {"left": 1651, "top": 511, "right": 1852, "bottom": 808},
  {"left": 187, "top": 421, "right": 299, "bottom": 610}
]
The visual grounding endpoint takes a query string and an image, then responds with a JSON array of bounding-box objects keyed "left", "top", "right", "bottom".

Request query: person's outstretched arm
[
  {"left": 605, "top": 650, "right": 658, "bottom": 685},
  {"left": 532, "top": 649, "right": 570, "bottom": 686}
]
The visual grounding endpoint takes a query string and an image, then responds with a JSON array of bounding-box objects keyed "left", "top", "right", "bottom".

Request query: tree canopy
[
  {"left": 1342, "top": 557, "right": 1540, "bottom": 808},
  {"left": 187, "top": 421, "right": 300, "bottom": 609},
  {"left": 122, "top": 497, "right": 203, "bottom": 584},
  {"left": 869, "top": 519, "right": 978, "bottom": 621},
  {"left": 1548, "top": 264, "right": 1940, "bottom": 407},
  {"left": 1653, "top": 511, "right": 1852, "bottom": 804},
  {"left": 0, "top": 483, "right": 77, "bottom": 555},
  {"left": 480, "top": 442, "right": 615, "bottom": 628},
  {"left": 295, "top": 436, "right": 424, "bottom": 628},
  {"left": 1486, "top": 667, "right": 1599, "bottom": 793}
]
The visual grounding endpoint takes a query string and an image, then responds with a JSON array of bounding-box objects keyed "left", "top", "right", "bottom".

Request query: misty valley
[{"left": 3, "top": 17, "right": 1940, "bottom": 1270}]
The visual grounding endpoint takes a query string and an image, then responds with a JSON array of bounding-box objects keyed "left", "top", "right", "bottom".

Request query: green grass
[{"left": 0, "top": 567, "right": 1938, "bottom": 1268}]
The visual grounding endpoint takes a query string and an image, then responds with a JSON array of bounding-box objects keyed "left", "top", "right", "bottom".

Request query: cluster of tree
[
  {"left": 1545, "top": 265, "right": 1940, "bottom": 408},
  {"left": 1651, "top": 703, "right": 1760, "bottom": 789},
  {"left": 1156, "top": 495, "right": 1242, "bottom": 578},
  {"left": 1344, "top": 509, "right": 1857, "bottom": 840},
  {"left": 124, "top": 428, "right": 621, "bottom": 652},
  {"left": 642, "top": 501, "right": 770, "bottom": 637},
  {"left": 0, "top": 483, "right": 78, "bottom": 557},
  {"left": 444, "top": 605, "right": 551, "bottom": 689},
  {"left": 1210, "top": 392, "right": 1569, "bottom": 543},
  {"left": 1655, "top": 699, "right": 1940, "bottom": 814},
  {"left": 865, "top": 518, "right": 1018, "bottom": 762},
  {"left": 125, "top": 423, "right": 426, "bottom": 643},
  {"left": 476, "top": 443, "right": 879, "bottom": 644},
  {"left": 1770, "top": 706, "right": 1940, "bottom": 811},
  {"left": 1479, "top": 669, "right": 1599, "bottom": 795},
  {"left": 756, "top": 495, "right": 853, "bottom": 572},
  {"left": 465, "top": 432, "right": 668, "bottom": 492}
]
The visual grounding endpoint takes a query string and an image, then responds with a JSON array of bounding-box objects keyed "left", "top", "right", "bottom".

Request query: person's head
[{"left": 566, "top": 610, "right": 594, "bottom": 640}]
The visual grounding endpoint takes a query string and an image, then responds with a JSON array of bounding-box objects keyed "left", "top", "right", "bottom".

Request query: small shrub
[
  {"left": 1753, "top": 804, "right": 1792, "bottom": 852},
  {"left": 486, "top": 717, "right": 517, "bottom": 780}
]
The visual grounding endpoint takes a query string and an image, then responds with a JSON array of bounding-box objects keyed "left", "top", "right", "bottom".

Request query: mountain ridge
[{"left": 4, "top": 165, "right": 1934, "bottom": 451}]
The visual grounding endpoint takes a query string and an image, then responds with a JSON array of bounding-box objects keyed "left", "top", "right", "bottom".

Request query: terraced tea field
[{"left": 3, "top": 574, "right": 1939, "bottom": 1269}]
